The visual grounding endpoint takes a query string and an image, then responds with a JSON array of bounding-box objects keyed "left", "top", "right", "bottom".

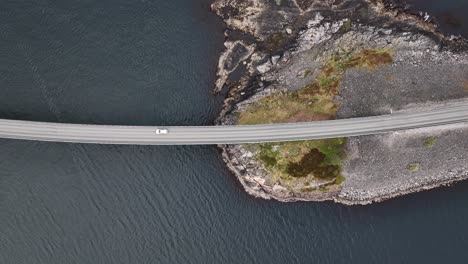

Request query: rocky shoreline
[{"left": 211, "top": 0, "right": 468, "bottom": 205}]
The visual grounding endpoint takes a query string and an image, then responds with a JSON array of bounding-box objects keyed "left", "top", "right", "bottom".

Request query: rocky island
[{"left": 211, "top": 0, "right": 468, "bottom": 205}]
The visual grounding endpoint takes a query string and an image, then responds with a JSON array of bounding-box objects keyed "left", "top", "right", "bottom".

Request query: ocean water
[
  {"left": 404, "top": 0, "right": 467, "bottom": 37},
  {"left": 0, "top": 0, "right": 224, "bottom": 125},
  {"left": 1, "top": 0, "right": 468, "bottom": 263}
]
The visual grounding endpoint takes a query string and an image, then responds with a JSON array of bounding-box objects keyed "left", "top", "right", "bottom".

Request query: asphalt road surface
[{"left": 0, "top": 104, "right": 467, "bottom": 145}]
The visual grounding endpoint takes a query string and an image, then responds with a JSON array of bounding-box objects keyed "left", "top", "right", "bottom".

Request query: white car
[{"left": 155, "top": 128, "right": 169, "bottom": 135}]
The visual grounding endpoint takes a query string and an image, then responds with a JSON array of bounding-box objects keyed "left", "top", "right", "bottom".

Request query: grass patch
[
  {"left": 286, "top": 149, "right": 340, "bottom": 179},
  {"left": 302, "top": 187, "right": 317, "bottom": 193},
  {"left": 251, "top": 138, "right": 346, "bottom": 182},
  {"left": 330, "top": 49, "right": 393, "bottom": 71},
  {"left": 238, "top": 49, "right": 393, "bottom": 183},
  {"left": 423, "top": 136, "right": 437, "bottom": 148},
  {"left": 407, "top": 163, "right": 421, "bottom": 172},
  {"left": 319, "top": 186, "right": 329, "bottom": 192},
  {"left": 237, "top": 86, "right": 336, "bottom": 124},
  {"left": 335, "top": 175, "right": 346, "bottom": 185},
  {"left": 238, "top": 48, "right": 392, "bottom": 125}
]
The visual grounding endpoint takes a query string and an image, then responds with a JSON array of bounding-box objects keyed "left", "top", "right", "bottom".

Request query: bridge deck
[{"left": 0, "top": 104, "right": 467, "bottom": 145}]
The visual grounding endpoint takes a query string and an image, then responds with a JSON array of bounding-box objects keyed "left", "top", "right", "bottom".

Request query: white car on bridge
[{"left": 155, "top": 128, "right": 169, "bottom": 135}]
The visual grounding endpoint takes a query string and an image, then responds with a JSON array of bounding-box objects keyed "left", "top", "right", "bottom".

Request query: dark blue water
[
  {"left": 1, "top": 1, "right": 468, "bottom": 263},
  {"left": 405, "top": 0, "right": 468, "bottom": 37},
  {"left": 0, "top": 0, "right": 224, "bottom": 125}
]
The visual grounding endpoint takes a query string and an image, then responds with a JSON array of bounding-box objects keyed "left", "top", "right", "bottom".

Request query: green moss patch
[
  {"left": 237, "top": 86, "right": 336, "bottom": 125},
  {"left": 423, "top": 136, "right": 437, "bottom": 148},
  {"left": 340, "top": 20, "right": 352, "bottom": 33},
  {"left": 245, "top": 138, "right": 346, "bottom": 183},
  {"left": 286, "top": 149, "right": 340, "bottom": 179},
  {"left": 335, "top": 175, "right": 346, "bottom": 184},
  {"left": 407, "top": 163, "right": 421, "bottom": 172}
]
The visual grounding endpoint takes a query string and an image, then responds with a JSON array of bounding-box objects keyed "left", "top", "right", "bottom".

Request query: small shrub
[
  {"left": 285, "top": 148, "right": 341, "bottom": 179},
  {"left": 335, "top": 175, "right": 346, "bottom": 184},
  {"left": 257, "top": 144, "right": 279, "bottom": 168},
  {"left": 407, "top": 163, "right": 420, "bottom": 172},
  {"left": 423, "top": 136, "right": 437, "bottom": 148},
  {"left": 259, "top": 154, "right": 277, "bottom": 167},
  {"left": 340, "top": 20, "right": 352, "bottom": 32},
  {"left": 285, "top": 149, "right": 324, "bottom": 178}
]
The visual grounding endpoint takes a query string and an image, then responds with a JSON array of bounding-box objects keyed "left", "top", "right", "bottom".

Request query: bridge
[{"left": 0, "top": 104, "right": 467, "bottom": 145}]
